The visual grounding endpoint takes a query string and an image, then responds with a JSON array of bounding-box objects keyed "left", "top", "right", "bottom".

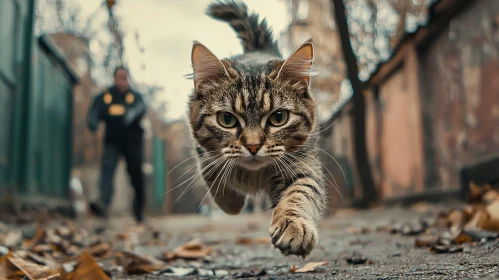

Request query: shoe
[{"left": 89, "top": 200, "right": 108, "bottom": 218}]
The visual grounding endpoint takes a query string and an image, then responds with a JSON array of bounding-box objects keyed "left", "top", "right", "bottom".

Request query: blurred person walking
[{"left": 87, "top": 66, "right": 147, "bottom": 224}]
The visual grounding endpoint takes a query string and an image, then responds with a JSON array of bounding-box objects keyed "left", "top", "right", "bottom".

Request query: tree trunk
[{"left": 331, "top": 0, "right": 377, "bottom": 208}]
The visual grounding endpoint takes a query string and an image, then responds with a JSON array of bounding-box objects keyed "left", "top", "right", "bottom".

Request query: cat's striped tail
[{"left": 206, "top": 0, "right": 281, "bottom": 57}]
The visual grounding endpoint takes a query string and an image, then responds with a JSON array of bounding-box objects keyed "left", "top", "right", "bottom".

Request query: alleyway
[
  {"left": 2, "top": 203, "right": 499, "bottom": 279},
  {"left": 67, "top": 205, "right": 499, "bottom": 279}
]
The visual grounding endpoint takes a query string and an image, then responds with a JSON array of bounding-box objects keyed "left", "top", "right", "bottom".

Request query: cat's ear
[
  {"left": 276, "top": 39, "right": 315, "bottom": 86},
  {"left": 191, "top": 41, "right": 229, "bottom": 90}
]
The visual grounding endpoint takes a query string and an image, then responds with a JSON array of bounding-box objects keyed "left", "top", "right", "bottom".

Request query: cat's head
[{"left": 188, "top": 40, "right": 317, "bottom": 171}]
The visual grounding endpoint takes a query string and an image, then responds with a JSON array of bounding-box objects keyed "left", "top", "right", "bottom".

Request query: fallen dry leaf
[
  {"left": 454, "top": 232, "right": 473, "bottom": 244},
  {"left": 289, "top": 265, "right": 297, "bottom": 273},
  {"left": 465, "top": 207, "right": 489, "bottom": 230},
  {"left": 25, "top": 252, "right": 58, "bottom": 269},
  {"left": 487, "top": 200, "right": 499, "bottom": 220},
  {"left": 468, "top": 181, "right": 491, "bottom": 202},
  {"left": 114, "top": 251, "right": 164, "bottom": 274},
  {"left": 256, "top": 237, "right": 271, "bottom": 244},
  {"left": 293, "top": 262, "right": 328, "bottom": 273},
  {"left": 67, "top": 252, "right": 110, "bottom": 280},
  {"left": 117, "top": 232, "right": 128, "bottom": 241},
  {"left": 411, "top": 202, "right": 432, "bottom": 213},
  {"left": 23, "top": 228, "right": 45, "bottom": 249},
  {"left": 235, "top": 237, "right": 253, "bottom": 245},
  {"left": 164, "top": 239, "right": 212, "bottom": 260},
  {"left": 56, "top": 227, "right": 72, "bottom": 239},
  {"left": 483, "top": 190, "right": 499, "bottom": 204},
  {"left": 88, "top": 243, "right": 111, "bottom": 258},
  {"left": 8, "top": 255, "right": 60, "bottom": 280},
  {"left": 31, "top": 244, "right": 54, "bottom": 254},
  {"left": 347, "top": 227, "right": 370, "bottom": 234},
  {"left": 0, "top": 251, "right": 24, "bottom": 279},
  {"left": 448, "top": 210, "right": 465, "bottom": 228},
  {"left": 235, "top": 237, "right": 271, "bottom": 245}
]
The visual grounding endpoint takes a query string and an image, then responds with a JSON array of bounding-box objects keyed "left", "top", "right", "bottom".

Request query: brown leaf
[
  {"left": 487, "top": 200, "right": 499, "bottom": 221},
  {"left": 88, "top": 243, "right": 111, "bottom": 258},
  {"left": 294, "top": 262, "right": 328, "bottom": 273},
  {"left": 256, "top": 237, "right": 271, "bottom": 244},
  {"left": 56, "top": 227, "right": 72, "bottom": 239},
  {"left": 465, "top": 207, "right": 489, "bottom": 230},
  {"left": 25, "top": 252, "right": 59, "bottom": 269},
  {"left": 114, "top": 251, "right": 164, "bottom": 274},
  {"left": 454, "top": 233, "right": 473, "bottom": 244},
  {"left": 289, "top": 265, "right": 297, "bottom": 273},
  {"left": 0, "top": 251, "right": 24, "bottom": 279},
  {"left": 23, "top": 228, "right": 45, "bottom": 249},
  {"left": 165, "top": 239, "right": 212, "bottom": 260},
  {"left": 235, "top": 237, "right": 271, "bottom": 245},
  {"left": 447, "top": 210, "right": 465, "bottom": 228},
  {"left": 235, "top": 237, "right": 253, "bottom": 245},
  {"left": 67, "top": 252, "right": 110, "bottom": 280},
  {"left": 468, "top": 181, "right": 491, "bottom": 202},
  {"left": 483, "top": 190, "right": 499, "bottom": 204},
  {"left": 411, "top": 202, "right": 432, "bottom": 213},
  {"left": 117, "top": 233, "right": 128, "bottom": 241},
  {"left": 8, "top": 255, "right": 60, "bottom": 280},
  {"left": 347, "top": 227, "right": 370, "bottom": 234},
  {"left": 31, "top": 244, "right": 54, "bottom": 254}
]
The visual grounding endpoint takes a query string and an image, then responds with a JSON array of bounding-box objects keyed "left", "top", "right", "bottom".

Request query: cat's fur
[{"left": 187, "top": 0, "right": 327, "bottom": 257}]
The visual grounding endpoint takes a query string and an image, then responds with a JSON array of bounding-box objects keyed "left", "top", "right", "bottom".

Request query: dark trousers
[{"left": 99, "top": 138, "right": 145, "bottom": 222}]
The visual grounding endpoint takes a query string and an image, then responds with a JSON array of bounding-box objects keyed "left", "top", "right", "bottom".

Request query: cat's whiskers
[
  {"left": 276, "top": 156, "right": 299, "bottom": 183},
  {"left": 309, "top": 113, "right": 343, "bottom": 136},
  {"left": 220, "top": 159, "right": 236, "bottom": 198},
  {"left": 272, "top": 158, "right": 286, "bottom": 184},
  {"left": 172, "top": 157, "right": 228, "bottom": 206},
  {"left": 280, "top": 155, "right": 324, "bottom": 200},
  {"left": 170, "top": 154, "right": 228, "bottom": 207},
  {"left": 196, "top": 157, "right": 233, "bottom": 211},
  {"left": 213, "top": 158, "right": 234, "bottom": 200},
  {"left": 167, "top": 150, "right": 218, "bottom": 177},
  {"left": 292, "top": 144, "right": 348, "bottom": 188},
  {"left": 162, "top": 152, "right": 222, "bottom": 196}
]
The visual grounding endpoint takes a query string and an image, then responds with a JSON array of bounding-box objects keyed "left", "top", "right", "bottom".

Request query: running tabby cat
[{"left": 187, "top": 0, "right": 327, "bottom": 257}]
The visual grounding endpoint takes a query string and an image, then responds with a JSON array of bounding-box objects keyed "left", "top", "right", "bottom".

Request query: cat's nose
[{"left": 246, "top": 144, "right": 262, "bottom": 155}]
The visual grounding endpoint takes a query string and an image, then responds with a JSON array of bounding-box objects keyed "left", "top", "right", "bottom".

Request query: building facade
[
  {"left": 280, "top": 0, "right": 345, "bottom": 121},
  {"left": 327, "top": 0, "right": 499, "bottom": 203}
]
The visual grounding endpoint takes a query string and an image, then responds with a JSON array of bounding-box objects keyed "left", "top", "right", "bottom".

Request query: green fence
[
  {"left": 22, "top": 37, "right": 77, "bottom": 200},
  {"left": 151, "top": 137, "right": 167, "bottom": 214},
  {"left": 0, "top": 0, "right": 30, "bottom": 194},
  {"left": 0, "top": 0, "right": 78, "bottom": 209}
]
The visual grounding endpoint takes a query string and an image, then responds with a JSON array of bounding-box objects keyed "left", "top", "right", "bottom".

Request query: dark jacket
[{"left": 87, "top": 86, "right": 146, "bottom": 144}]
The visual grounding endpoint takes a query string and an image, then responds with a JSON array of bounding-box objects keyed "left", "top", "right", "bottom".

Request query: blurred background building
[{"left": 0, "top": 0, "right": 498, "bottom": 216}]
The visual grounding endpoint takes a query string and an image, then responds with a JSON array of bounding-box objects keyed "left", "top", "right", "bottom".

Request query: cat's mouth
[{"left": 236, "top": 156, "right": 271, "bottom": 171}]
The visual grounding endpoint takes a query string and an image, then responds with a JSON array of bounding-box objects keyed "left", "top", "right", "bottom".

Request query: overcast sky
[{"left": 77, "top": 0, "right": 289, "bottom": 120}]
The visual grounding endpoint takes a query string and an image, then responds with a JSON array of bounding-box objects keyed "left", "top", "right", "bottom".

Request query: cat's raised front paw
[{"left": 269, "top": 213, "right": 318, "bottom": 257}]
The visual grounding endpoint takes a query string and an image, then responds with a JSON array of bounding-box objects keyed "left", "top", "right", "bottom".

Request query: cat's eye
[
  {"left": 217, "top": 112, "right": 238, "bottom": 128},
  {"left": 268, "top": 110, "right": 289, "bottom": 127}
]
